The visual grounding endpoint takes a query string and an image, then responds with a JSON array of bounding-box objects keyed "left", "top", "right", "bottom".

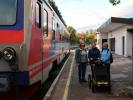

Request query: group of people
[{"left": 75, "top": 42, "right": 113, "bottom": 83}]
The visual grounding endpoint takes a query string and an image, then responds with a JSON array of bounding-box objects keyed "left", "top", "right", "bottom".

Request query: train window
[
  {"left": 52, "top": 18, "right": 56, "bottom": 40},
  {"left": 0, "top": 0, "right": 17, "bottom": 25},
  {"left": 59, "top": 34, "right": 62, "bottom": 40},
  {"left": 58, "top": 25, "right": 60, "bottom": 34},
  {"left": 42, "top": 9, "right": 48, "bottom": 37},
  {"left": 35, "top": 3, "right": 41, "bottom": 28},
  {"left": 57, "top": 23, "right": 59, "bottom": 30},
  {"left": 56, "top": 23, "right": 59, "bottom": 33}
]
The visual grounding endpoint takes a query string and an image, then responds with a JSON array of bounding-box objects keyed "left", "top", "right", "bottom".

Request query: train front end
[{"left": 0, "top": 0, "right": 27, "bottom": 95}]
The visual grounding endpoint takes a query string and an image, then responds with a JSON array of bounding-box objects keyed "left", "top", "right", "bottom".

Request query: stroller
[{"left": 88, "top": 59, "right": 111, "bottom": 93}]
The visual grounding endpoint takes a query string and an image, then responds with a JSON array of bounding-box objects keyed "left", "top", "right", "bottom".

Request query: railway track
[{"left": 30, "top": 53, "right": 70, "bottom": 100}]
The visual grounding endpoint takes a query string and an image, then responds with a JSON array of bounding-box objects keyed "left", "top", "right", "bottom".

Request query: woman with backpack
[{"left": 101, "top": 42, "right": 113, "bottom": 83}]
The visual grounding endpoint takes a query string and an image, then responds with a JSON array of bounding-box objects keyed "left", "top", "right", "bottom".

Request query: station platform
[{"left": 43, "top": 50, "right": 133, "bottom": 100}]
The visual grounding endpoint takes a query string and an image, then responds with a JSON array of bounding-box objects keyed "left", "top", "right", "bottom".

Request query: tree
[
  {"left": 67, "top": 26, "right": 78, "bottom": 44},
  {"left": 67, "top": 26, "right": 76, "bottom": 34},
  {"left": 85, "top": 33, "right": 97, "bottom": 45},
  {"left": 109, "top": 0, "right": 121, "bottom": 6},
  {"left": 48, "top": 0, "right": 66, "bottom": 26},
  {"left": 77, "top": 30, "right": 97, "bottom": 45}
]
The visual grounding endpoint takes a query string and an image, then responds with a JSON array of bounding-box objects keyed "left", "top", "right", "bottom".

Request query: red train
[{"left": 0, "top": 0, "right": 70, "bottom": 99}]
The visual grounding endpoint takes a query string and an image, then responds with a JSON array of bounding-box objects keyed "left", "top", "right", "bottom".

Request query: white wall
[
  {"left": 108, "top": 26, "right": 127, "bottom": 56},
  {"left": 99, "top": 25, "right": 133, "bottom": 57},
  {"left": 98, "top": 33, "right": 108, "bottom": 50},
  {"left": 96, "top": 33, "right": 100, "bottom": 49},
  {"left": 126, "top": 31, "right": 132, "bottom": 57}
]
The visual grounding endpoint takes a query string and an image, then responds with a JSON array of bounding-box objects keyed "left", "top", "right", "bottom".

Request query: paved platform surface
[
  {"left": 47, "top": 52, "right": 74, "bottom": 100},
  {"left": 46, "top": 50, "right": 133, "bottom": 100}
]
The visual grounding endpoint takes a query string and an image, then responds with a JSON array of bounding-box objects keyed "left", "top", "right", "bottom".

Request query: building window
[{"left": 52, "top": 18, "right": 56, "bottom": 40}]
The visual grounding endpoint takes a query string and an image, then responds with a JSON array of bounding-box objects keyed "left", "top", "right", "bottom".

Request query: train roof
[{"left": 43, "top": 0, "right": 70, "bottom": 37}]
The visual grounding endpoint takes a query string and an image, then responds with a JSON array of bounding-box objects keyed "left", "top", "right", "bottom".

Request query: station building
[{"left": 97, "top": 17, "right": 133, "bottom": 57}]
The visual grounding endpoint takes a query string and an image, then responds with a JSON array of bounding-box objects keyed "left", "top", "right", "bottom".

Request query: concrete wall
[
  {"left": 96, "top": 33, "right": 100, "bottom": 49},
  {"left": 126, "top": 31, "right": 132, "bottom": 57},
  {"left": 98, "top": 32, "right": 108, "bottom": 50},
  {"left": 108, "top": 26, "right": 127, "bottom": 56},
  {"left": 99, "top": 25, "right": 133, "bottom": 57}
]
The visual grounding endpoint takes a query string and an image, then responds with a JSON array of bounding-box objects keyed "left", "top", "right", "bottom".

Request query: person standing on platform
[
  {"left": 101, "top": 42, "right": 113, "bottom": 83},
  {"left": 88, "top": 43, "right": 100, "bottom": 77},
  {"left": 88, "top": 43, "right": 100, "bottom": 63},
  {"left": 75, "top": 43, "right": 88, "bottom": 82}
]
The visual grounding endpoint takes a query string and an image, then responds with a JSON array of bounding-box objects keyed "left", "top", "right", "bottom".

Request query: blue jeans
[{"left": 78, "top": 63, "right": 87, "bottom": 81}]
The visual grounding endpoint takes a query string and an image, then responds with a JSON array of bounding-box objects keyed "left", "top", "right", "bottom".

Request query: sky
[{"left": 54, "top": 0, "right": 133, "bottom": 32}]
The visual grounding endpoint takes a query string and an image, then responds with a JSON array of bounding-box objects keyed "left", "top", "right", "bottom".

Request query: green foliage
[
  {"left": 109, "top": 0, "right": 121, "bottom": 6},
  {"left": 67, "top": 26, "right": 76, "bottom": 34},
  {"left": 76, "top": 29, "right": 97, "bottom": 45},
  {"left": 85, "top": 33, "right": 97, "bottom": 45},
  {"left": 67, "top": 26, "right": 78, "bottom": 44},
  {"left": 48, "top": 0, "right": 66, "bottom": 26}
]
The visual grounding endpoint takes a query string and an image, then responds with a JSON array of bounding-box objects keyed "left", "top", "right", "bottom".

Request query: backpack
[{"left": 102, "top": 49, "right": 113, "bottom": 63}]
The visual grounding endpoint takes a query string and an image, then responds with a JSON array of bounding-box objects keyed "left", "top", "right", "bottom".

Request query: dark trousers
[
  {"left": 105, "top": 64, "right": 111, "bottom": 83},
  {"left": 78, "top": 63, "right": 87, "bottom": 80},
  {"left": 90, "top": 64, "right": 94, "bottom": 77},
  {"left": 89, "top": 61, "right": 96, "bottom": 77}
]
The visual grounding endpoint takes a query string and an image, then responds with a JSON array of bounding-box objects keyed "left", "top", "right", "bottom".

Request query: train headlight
[{"left": 2, "top": 47, "right": 16, "bottom": 61}]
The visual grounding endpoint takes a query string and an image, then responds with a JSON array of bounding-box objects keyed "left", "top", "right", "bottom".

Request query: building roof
[{"left": 97, "top": 17, "right": 133, "bottom": 33}]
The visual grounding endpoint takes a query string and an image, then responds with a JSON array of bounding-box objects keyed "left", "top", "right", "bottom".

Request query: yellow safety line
[{"left": 63, "top": 53, "right": 74, "bottom": 100}]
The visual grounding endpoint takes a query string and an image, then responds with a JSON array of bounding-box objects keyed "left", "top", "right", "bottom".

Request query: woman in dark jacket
[
  {"left": 88, "top": 44, "right": 100, "bottom": 62},
  {"left": 88, "top": 44, "right": 100, "bottom": 76}
]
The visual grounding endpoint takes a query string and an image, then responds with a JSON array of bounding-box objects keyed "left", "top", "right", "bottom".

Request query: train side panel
[{"left": 27, "top": 0, "right": 70, "bottom": 85}]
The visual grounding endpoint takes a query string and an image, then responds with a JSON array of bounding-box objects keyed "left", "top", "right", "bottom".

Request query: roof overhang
[
  {"left": 127, "top": 25, "right": 133, "bottom": 32},
  {"left": 97, "top": 17, "right": 133, "bottom": 33}
]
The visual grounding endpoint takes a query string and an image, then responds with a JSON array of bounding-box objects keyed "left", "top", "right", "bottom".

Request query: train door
[
  {"left": 41, "top": 6, "right": 49, "bottom": 82},
  {"left": 36, "top": 1, "right": 48, "bottom": 83},
  {"left": 28, "top": 1, "right": 44, "bottom": 84}
]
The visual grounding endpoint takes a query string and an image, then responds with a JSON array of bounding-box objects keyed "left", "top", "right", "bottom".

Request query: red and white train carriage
[{"left": 0, "top": 0, "right": 70, "bottom": 99}]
